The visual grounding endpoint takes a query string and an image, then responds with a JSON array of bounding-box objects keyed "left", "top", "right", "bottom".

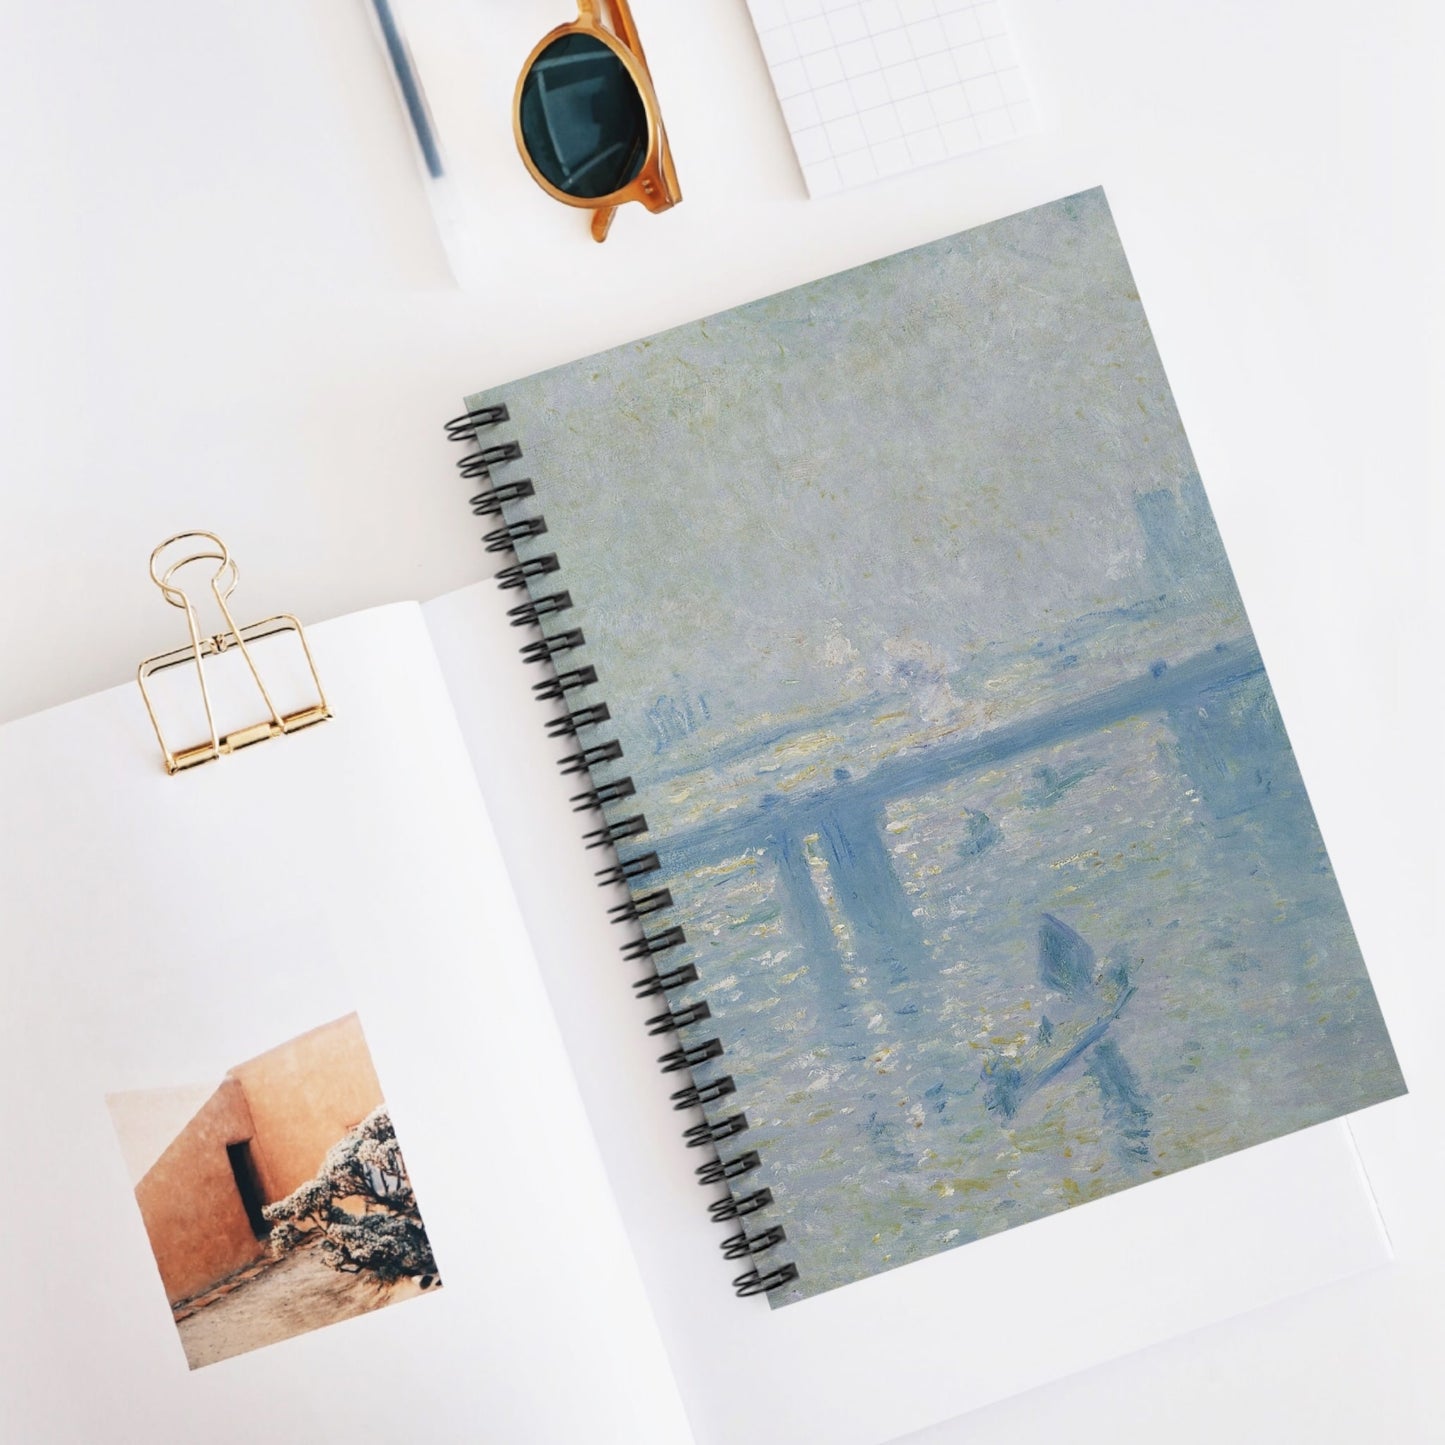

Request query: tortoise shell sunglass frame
[{"left": 514, "top": 0, "right": 682, "bottom": 243}]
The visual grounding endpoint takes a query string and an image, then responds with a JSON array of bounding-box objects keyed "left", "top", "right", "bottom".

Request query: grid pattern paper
[{"left": 745, "top": 0, "right": 1039, "bottom": 197}]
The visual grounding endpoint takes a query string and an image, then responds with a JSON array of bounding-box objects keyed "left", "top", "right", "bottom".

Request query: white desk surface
[{"left": 2, "top": 2, "right": 1440, "bottom": 1441}]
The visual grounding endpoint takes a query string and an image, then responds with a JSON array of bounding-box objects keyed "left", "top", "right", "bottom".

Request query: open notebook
[
  {"left": 0, "top": 607, "right": 694, "bottom": 1441},
  {"left": 0, "top": 192, "right": 1405, "bottom": 1444}
]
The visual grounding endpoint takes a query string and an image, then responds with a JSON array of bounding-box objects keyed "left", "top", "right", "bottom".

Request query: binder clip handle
[{"left": 137, "top": 532, "right": 331, "bottom": 774}]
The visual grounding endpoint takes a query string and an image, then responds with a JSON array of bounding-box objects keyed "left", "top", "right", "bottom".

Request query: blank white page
[
  {"left": 744, "top": 0, "right": 1040, "bottom": 196},
  {"left": 0, "top": 604, "right": 692, "bottom": 1445}
]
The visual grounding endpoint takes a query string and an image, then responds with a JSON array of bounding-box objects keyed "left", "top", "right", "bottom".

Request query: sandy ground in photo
[{"left": 176, "top": 1239, "right": 430, "bottom": 1369}]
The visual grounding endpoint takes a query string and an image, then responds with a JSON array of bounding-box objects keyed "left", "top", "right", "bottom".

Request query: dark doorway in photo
[{"left": 227, "top": 1141, "right": 268, "bottom": 1239}]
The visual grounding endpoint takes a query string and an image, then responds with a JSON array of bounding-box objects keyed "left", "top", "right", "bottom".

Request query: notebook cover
[{"left": 463, "top": 188, "right": 1405, "bottom": 1306}]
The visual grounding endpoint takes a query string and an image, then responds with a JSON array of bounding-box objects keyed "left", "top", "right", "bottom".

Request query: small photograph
[{"left": 107, "top": 1013, "right": 440, "bottom": 1370}]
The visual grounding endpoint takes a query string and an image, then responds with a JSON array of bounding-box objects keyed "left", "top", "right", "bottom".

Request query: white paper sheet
[
  {"left": 424, "top": 579, "right": 1395, "bottom": 1445},
  {"left": 744, "top": 0, "right": 1041, "bottom": 196},
  {"left": 0, "top": 604, "right": 691, "bottom": 1444}
]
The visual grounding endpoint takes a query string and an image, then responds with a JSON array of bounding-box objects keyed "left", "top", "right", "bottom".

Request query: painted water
[{"left": 658, "top": 655, "right": 1399, "bottom": 1300}]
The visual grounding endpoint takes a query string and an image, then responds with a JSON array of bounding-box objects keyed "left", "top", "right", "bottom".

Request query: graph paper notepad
[{"left": 745, "top": 0, "right": 1039, "bottom": 197}]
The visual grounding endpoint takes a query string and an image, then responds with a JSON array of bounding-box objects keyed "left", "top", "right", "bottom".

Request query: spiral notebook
[{"left": 449, "top": 188, "right": 1405, "bottom": 1308}]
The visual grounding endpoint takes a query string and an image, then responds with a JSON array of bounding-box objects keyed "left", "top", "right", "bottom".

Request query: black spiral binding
[{"left": 446, "top": 401, "right": 799, "bottom": 1300}]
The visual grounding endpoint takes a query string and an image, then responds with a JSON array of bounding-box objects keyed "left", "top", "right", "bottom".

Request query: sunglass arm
[
  {"left": 591, "top": 206, "right": 619, "bottom": 243},
  {"left": 605, "top": 0, "right": 643, "bottom": 60}
]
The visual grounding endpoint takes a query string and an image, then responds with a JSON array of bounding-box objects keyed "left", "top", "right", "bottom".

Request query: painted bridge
[{"left": 655, "top": 635, "right": 1265, "bottom": 1006}]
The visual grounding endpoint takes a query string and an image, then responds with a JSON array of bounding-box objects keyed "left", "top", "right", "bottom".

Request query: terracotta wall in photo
[
  {"left": 232, "top": 1013, "right": 384, "bottom": 1199},
  {"left": 133, "top": 1076, "right": 263, "bottom": 1305}
]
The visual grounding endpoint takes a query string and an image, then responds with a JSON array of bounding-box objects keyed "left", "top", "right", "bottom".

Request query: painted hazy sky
[{"left": 469, "top": 189, "right": 1238, "bottom": 777}]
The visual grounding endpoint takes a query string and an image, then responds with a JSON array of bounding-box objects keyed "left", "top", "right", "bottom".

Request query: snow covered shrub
[{"left": 262, "top": 1107, "right": 439, "bottom": 1287}]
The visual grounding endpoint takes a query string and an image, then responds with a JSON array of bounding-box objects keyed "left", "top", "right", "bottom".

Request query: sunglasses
[{"left": 514, "top": 0, "right": 681, "bottom": 242}]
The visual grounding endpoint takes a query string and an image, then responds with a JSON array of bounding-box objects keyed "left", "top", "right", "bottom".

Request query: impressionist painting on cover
[{"left": 462, "top": 188, "right": 1405, "bottom": 1305}]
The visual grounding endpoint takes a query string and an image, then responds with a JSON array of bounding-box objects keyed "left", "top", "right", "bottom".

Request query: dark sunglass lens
[{"left": 519, "top": 33, "right": 648, "bottom": 199}]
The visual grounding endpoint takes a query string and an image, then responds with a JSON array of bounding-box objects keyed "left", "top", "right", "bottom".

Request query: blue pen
[
  {"left": 364, "top": 0, "right": 490, "bottom": 287},
  {"left": 369, "top": 0, "right": 444, "bottom": 179}
]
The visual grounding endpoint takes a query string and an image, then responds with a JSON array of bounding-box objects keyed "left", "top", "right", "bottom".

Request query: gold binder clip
[{"left": 137, "top": 532, "right": 331, "bottom": 774}]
